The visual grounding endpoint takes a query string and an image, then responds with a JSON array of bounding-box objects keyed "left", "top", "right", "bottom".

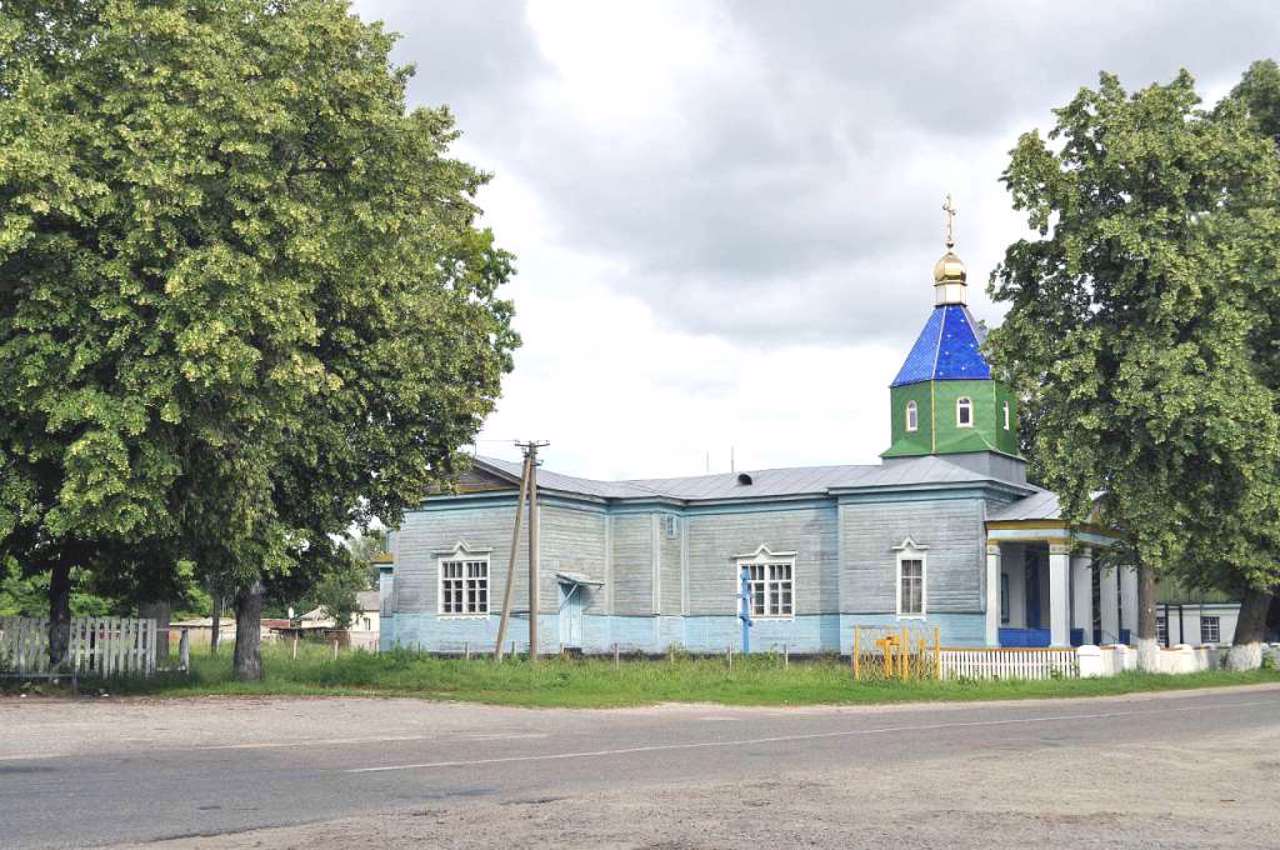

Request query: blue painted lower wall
[{"left": 381, "top": 612, "right": 987, "bottom": 654}]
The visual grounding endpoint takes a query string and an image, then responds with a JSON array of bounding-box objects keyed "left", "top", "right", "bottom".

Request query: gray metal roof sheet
[
  {"left": 988, "top": 489, "right": 1061, "bottom": 521},
  {"left": 476, "top": 454, "right": 1029, "bottom": 503}
]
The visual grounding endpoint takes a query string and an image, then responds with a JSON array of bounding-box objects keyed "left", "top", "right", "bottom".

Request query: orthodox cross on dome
[{"left": 942, "top": 193, "right": 957, "bottom": 249}]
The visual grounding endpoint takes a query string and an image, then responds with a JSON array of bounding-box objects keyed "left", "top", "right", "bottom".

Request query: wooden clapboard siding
[
  {"left": 684, "top": 506, "right": 838, "bottom": 616},
  {"left": 396, "top": 505, "right": 519, "bottom": 614},
  {"left": 611, "top": 514, "right": 655, "bottom": 615},
  {"left": 540, "top": 504, "right": 607, "bottom": 615},
  {"left": 839, "top": 498, "right": 985, "bottom": 613},
  {"left": 659, "top": 515, "right": 683, "bottom": 615}
]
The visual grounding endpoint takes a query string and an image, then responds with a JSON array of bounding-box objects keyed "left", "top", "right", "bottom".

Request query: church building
[{"left": 379, "top": 212, "right": 1137, "bottom": 654}]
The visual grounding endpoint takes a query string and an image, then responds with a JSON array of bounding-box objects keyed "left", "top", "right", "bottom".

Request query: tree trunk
[
  {"left": 1226, "top": 587, "right": 1272, "bottom": 671},
  {"left": 1136, "top": 562, "right": 1159, "bottom": 672},
  {"left": 48, "top": 561, "right": 72, "bottom": 669},
  {"left": 233, "top": 579, "right": 264, "bottom": 681},
  {"left": 139, "top": 599, "right": 171, "bottom": 663},
  {"left": 210, "top": 594, "right": 222, "bottom": 655}
]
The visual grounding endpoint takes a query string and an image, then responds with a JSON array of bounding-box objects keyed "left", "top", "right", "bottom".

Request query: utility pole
[
  {"left": 517, "top": 440, "right": 549, "bottom": 661},
  {"left": 493, "top": 449, "right": 533, "bottom": 660}
]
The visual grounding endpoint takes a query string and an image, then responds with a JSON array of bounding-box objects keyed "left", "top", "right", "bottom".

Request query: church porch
[{"left": 985, "top": 526, "right": 1128, "bottom": 648}]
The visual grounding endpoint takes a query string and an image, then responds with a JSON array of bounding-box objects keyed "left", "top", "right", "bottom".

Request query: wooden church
[{"left": 378, "top": 212, "right": 1135, "bottom": 654}]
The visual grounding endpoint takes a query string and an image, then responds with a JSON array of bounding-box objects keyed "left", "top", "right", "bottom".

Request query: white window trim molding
[
  {"left": 956, "top": 396, "right": 974, "bottom": 428},
  {"left": 437, "top": 541, "right": 492, "bottom": 618},
  {"left": 1002, "top": 400, "right": 1011, "bottom": 431},
  {"left": 906, "top": 400, "right": 918, "bottom": 433},
  {"left": 892, "top": 537, "right": 928, "bottom": 619},
  {"left": 733, "top": 544, "right": 797, "bottom": 620}
]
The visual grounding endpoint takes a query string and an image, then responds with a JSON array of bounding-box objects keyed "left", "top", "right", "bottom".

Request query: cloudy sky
[{"left": 354, "top": 0, "right": 1280, "bottom": 481}]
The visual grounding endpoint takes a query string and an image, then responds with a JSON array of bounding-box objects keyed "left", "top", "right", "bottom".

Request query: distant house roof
[
  {"left": 299, "top": 592, "right": 380, "bottom": 624},
  {"left": 470, "top": 453, "right": 1033, "bottom": 505},
  {"left": 891, "top": 304, "right": 992, "bottom": 388}
]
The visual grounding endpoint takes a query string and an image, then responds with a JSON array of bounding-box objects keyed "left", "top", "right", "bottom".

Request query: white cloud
[{"left": 355, "top": 0, "right": 1280, "bottom": 480}]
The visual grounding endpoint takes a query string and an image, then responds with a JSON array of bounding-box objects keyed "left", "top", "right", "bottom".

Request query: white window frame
[
  {"left": 1002, "top": 400, "right": 1011, "bottom": 431},
  {"left": 893, "top": 538, "right": 928, "bottom": 619},
  {"left": 1200, "top": 615, "right": 1220, "bottom": 645},
  {"left": 436, "top": 543, "right": 491, "bottom": 618},
  {"left": 1156, "top": 614, "right": 1168, "bottom": 645},
  {"left": 956, "top": 397, "right": 973, "bottom": 428},
  {"left": 906, "top": 400, "right": 918, "bottom": 432},
  {"left": 733, "top": 545, "right": 796, "bottom": 619}
]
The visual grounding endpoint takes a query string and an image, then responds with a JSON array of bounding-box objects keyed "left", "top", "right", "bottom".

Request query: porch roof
[{"left": 989, "top": 489, "right": 1060, "bottom": 521}]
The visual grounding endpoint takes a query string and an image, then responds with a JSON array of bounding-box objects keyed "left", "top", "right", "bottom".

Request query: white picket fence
[
  {"left": 0, "top": 617, "right": 159, "bottom": 678},
  {"left": 939, "top": 647, "right": 1079, "bottom": 680}
]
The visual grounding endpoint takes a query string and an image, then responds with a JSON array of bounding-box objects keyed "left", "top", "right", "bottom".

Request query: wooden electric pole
[
  {"left": 524, "top": 441, "right": 548, "bottom": 661},
  {"left": 493, "top": 449, "right": 533, "bottom": 660}
]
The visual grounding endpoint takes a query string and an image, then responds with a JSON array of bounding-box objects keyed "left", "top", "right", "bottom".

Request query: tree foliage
[
  {"left": 0, "top": 0, "right": 518, "bottom": 670},
  {"left": 989, "top": 68, "right": 1280, "bottom": 602}
]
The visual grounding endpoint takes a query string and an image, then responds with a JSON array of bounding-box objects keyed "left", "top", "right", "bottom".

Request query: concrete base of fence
[{"left": 1077, "top": 645, "right": 1104, "bottom": 678}]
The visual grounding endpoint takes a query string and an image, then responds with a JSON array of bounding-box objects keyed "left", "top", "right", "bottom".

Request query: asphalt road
[{"left": 2, "top": 685, "right": 1279, "bottom": 849}]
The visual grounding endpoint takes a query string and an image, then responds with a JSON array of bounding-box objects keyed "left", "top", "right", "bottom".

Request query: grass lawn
[{"left": 62, "top": 642, "right": 1280, "bottom": 708}]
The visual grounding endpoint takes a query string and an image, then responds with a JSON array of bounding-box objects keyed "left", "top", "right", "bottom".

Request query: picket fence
[
  {"left": 0, "top": 617, "right": 159, "bottom": 678},
  {"left": 939, "top": 646, "right": 1079, "bottom": 681}
]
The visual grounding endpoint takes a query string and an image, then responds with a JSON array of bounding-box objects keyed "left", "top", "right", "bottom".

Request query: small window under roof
[{"left": 737, "top": 473, "right": 753, "bottom": 486}]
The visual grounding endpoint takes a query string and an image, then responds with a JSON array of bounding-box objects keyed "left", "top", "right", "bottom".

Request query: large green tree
[
  {"left": 0, "top": 0, "right": 517, "bottom": 676},
  {"left": 988, "top": 69, "right": 1280, "bottom": 669}
]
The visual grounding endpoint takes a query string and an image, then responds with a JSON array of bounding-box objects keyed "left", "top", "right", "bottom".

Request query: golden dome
[{"left": 933, "top": 250, "right": 967, "bottom": 284}]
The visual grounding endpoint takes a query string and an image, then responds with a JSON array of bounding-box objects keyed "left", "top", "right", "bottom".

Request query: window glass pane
[{"left": 901, "top": 559, "right": 923, "bottom": 614}]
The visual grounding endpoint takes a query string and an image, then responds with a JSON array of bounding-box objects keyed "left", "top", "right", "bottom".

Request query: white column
[
  {"left": 1048, "top": 542, "right": 1071, "bottom": 647},
  {"left": 985, "top": 541, "right": 1001, "bottom": 647},
  {"left": 1071, "top": 549, "right": 1093, "bottom": 645},
  {"left": 1099, "top": 566, "right": 1120, "bottom": 644},
  {"left": 1119, "top": 565, "right": 1139, "bottom": 645}
]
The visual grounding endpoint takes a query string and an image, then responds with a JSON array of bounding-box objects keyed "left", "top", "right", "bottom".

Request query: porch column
[
  {"left": 1048, "top": 542, "right": 1071, "bottom": 647},
  {"left": 1071, "top": 549, "right": 1093, "bottom": 645},
  {"left": 985, "top": 541, "right": 1001, "bottom": 647},
  {"left": 1099, "top": 566, "right": 1120, "bottom": 644},
  {"left": 1119, "top": 565, "right": 1139, "bottom": 645}
]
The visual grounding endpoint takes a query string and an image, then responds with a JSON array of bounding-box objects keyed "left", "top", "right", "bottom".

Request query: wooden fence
[
  {"left": 939, "top": 646, "right": 1078, "bottom": 680},
  {"left": 0, "top": 617, "right": 159, "bottom": 678}
]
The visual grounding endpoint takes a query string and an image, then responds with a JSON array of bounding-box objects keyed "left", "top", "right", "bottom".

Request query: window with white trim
[
  {"left": 1156, "top": 614, "right": 1168, "bottom": 645},
  {"left": 440, "top": 556, "right": 489, "bottom": 615},
  {"left": 898, "top": 557, "right": 925, "bottom": 617},
  {"left": 906, "top": 400, "right": 918, "bottom": 432},
  {"left": 956, "top": 397, "right": 973, "bottom": 427},
  {"left": 1002, "top": 400, "right": 1011, "bottom": 430},
  {"left": 739, "top": 560, "right": 793, "bottom": 617},
  {"left": 1200, "top": 615, "right": 1220, "bottom": 644}
]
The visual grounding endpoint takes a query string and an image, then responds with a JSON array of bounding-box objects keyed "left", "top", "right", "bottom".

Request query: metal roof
[
  {"left": 891, "top": 304, "right": 991, "bottom": 387},
  {"left": 555, "top": 571, "right": 604, "bottom": 587},
  {"left": 475, "top": 454, "right": 1029, "bottom": 504},
  {"left": 988, "top": 489, "right": 1060, "bottom": 521}
]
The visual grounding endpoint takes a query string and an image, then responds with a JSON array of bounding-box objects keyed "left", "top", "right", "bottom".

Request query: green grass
[{"left": 55, "top": 642, "right": 1280, "bottom": 708}]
